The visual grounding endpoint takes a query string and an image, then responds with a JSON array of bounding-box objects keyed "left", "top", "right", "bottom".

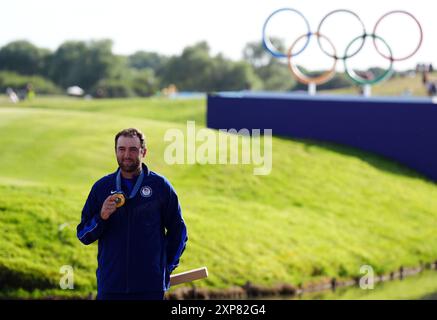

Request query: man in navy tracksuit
[{"left": 77, "top": 128, "right": 188, "bottom": 300}]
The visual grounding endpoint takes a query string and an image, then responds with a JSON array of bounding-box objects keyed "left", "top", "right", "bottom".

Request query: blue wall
[{"left": 207, "top": 92, "right": 437, "bottom": 182}]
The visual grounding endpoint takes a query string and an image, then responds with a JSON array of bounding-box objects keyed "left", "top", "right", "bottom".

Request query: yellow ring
[{"left": 287, "top": 32, "right": 337, "bottom": 85}]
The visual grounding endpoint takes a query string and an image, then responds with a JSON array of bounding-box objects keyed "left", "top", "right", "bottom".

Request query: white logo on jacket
[{"left": 141, "top": 186, "right": 152, "bottom": 198}]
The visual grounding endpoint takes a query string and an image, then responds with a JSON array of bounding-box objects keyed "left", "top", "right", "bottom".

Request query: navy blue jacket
[{"left": 77, "top": 164, "right": 188, "bottom": 295}]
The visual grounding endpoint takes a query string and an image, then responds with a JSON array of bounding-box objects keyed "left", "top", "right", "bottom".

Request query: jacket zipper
[{"left": 126, "top": 204, "right": 130, "bottom": 293}]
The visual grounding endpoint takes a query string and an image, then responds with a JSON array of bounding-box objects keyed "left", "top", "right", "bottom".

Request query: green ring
[{"left": 344, "top": 34, "right": 394, "bottom": 86}]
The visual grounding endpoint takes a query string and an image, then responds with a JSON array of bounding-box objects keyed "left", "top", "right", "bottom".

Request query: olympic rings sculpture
[{"left": 262, "top": 8, "right": 423, "bottom": 86}]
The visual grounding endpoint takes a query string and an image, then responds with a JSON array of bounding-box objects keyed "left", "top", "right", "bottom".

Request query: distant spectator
[
  {"left": 422, "top": 71, "right": 437, "bottom": 96},
  {"left": 6, "top": 87, "right": 19, "bottom": 103},
  {"left": 95, "top": 88, "right": 105, "bottom": 98},
  {"left": 26, "top": 83, "right": 35, "bottom": 100},
  {"left": 416, "top": 63, "right": 433, "bottom": 73}
]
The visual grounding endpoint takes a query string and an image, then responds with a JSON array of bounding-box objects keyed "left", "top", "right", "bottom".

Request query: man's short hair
[{"left": 115, "top": 128, "right": 146, "bottom": 149}]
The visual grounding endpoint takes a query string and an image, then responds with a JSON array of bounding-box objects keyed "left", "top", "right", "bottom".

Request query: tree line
[{"left": 0, "top": 39, "right": 358, "bottom": 98}]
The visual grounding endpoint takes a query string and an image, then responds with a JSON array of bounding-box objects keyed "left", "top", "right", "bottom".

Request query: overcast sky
[{"left": 1, "top": 0, "right": 435, "bottom": 71}]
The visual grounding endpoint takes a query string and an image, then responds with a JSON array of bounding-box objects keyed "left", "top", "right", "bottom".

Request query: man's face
[{"left": 116, "top": 136, "right": 146, "bottom": 173}]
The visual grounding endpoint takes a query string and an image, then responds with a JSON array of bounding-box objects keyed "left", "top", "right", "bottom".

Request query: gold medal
[{"left": 111, "top": 192, "right": 126, "bottom": 208}]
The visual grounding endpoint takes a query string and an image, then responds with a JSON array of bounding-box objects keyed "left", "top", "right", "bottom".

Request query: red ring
[{"left": 372, "top": 10, "right": 423, "bottom": 61}]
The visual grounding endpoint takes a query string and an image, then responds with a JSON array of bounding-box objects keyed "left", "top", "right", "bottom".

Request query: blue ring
[{"left": 262, "top": 8, "right": 311, "bottom": 58}]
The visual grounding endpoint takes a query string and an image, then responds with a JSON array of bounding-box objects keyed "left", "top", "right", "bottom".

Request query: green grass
[
  {"left": 1, "top": 88, "right": 437, "bottom": 299},
  {"left": 321, "top": 73, "right": 434, "bottom": 96},
  {"left": 0, "top": 96, "right": 206, "bottom": 126}
]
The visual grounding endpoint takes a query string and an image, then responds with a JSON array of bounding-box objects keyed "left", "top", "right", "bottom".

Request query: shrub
[
  {"left": 0, "top": 71, "right": 61, "bottom": 95},
  {"left": 91, "top": 78, "right": 136, "bottom": 98}
]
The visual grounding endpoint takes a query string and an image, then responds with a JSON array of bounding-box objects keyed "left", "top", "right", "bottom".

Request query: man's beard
[{"left": 117, "top": 158, "right": 141, "bottom": 173}]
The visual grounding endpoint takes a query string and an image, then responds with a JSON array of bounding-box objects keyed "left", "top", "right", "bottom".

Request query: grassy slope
[
  {"left": 1, "top": 88, "right": 437, "bottom": 298},
  {"left": 321, "top": 72, "right": 434, "bottom": 96}
]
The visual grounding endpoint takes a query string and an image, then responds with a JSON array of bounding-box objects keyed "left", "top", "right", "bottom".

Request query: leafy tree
[
  {"left": 210, "top": 54, "right": 261, "bottom": 91},
  {"left": 243, "top": 40, "right": 272, "bottom": 68},
  {"left": 129, "top": 68, "right": 159, "bottom": 97},
  {"left": 243, "top": 40, "right": 295, "bottom": 91},
  {"left": 160, "top": 41, "right": 213, "bottom": 91},
  {"left": 0, "top": 40, "right": 51, "bottom": 76},
  {"left": 49, "top": 39, "right": 119, "bottom": 90},
  {"left": 128, "top": 51, "right": 168, "bottom": 75},
  {"left": 161, "top": 41, "right": 261, "bottom": 91}
]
